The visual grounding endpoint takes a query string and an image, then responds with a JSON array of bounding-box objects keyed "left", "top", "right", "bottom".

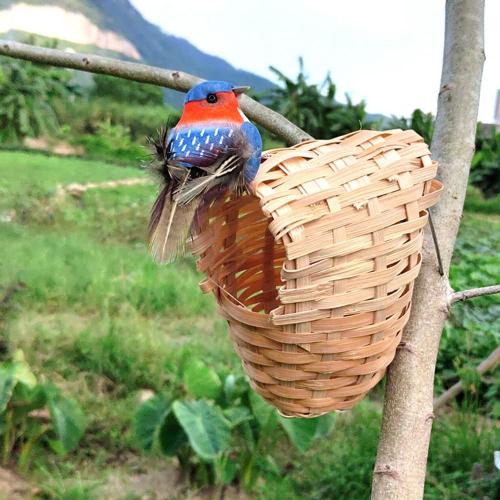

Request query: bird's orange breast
[{"left": 177, "top": 91, "right": 245, "bottom": 126}]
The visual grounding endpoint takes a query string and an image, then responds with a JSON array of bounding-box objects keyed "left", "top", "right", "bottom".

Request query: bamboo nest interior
[{"left": 191, "top": 129, "right": 442, "bottom": 417}]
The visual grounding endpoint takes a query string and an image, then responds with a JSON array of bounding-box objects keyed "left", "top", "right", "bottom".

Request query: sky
[{"left": 130, "top": 0, "right": 500, "bottom": 123}]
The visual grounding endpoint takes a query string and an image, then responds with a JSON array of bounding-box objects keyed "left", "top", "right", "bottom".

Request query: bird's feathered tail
[
  {"left": 147, "top": 127, "right": 245, "bottom": 264},
  {"left": 148, "top": 177, "right": 201, "bottom": 264}
]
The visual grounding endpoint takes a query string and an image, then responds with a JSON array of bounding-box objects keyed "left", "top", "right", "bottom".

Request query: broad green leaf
[
  {"left": 249, "top": 391, "right": 278, "bottom": 430},
  {"left": 158, "top": 410, "right": 187, "bottom": 456},
  {"left": 223, "top": 374, "right": 248, "bottom": 402},
  {"left": 47, "top": 439, "right": 65, "bottom": 455},
  {"left": 278, "top": 416, "right": 320, "bottom": 453},
  {"left": 172, "top": 400, "right": 230, "bottom": 461},
  {"left": 240, "top": 420, "right": 256, "bottom": 451},
  {"left": 263, "top": 454, "right": 281, "bottom": 475},
  {"left": 12, "top": 350, "right": 37, "bottom": 388},
  {"left": 215, "top": 454, "right": 238, "bottom": 485},
  {"left": 44, "top": 384, "right": 86, "bottom": 454},
  {"left": 12, "top": 382, "right": 47, "bottom": 416},
  {"left": 183, "top": 360, "right": 222, "bottom": 400},
  {"left": 223, "top": 406, "right": 252, "bottom": 428},
  {"left": 133, "top": 394, "right": 170, "bottom": 451},
  {"left": 0, "top": 366, "right": 16, "bottom": 413},
  {"left": 314, "top": 413, "right": 337, "bottom": 438}
]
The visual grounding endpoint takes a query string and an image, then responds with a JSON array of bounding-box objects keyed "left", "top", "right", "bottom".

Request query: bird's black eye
[{"left": 206, "top": 93, "right": 217, "bottom": 104}]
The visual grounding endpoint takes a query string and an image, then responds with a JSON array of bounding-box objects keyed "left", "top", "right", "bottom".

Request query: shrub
[
  {"left": 0, "top": 350, "right": 86, "bottom": 471},
  {"left": 265, "top": 58, "right": 376, "bottom": 139},
  {"left": 71, "top": 120, "right": 148, "bottom": 164},
  {"left": 134, "top": 359, "right": 336, "bottom": 491},
  {"left": 388, "top": 108, "right": 435, "bottom": 144},
  {"left": 437, "top": 214, "right": 500, "bottom": 417},
  {"left": 54, "top": 97, "right": 179, "bottom": 142},
  {"left": 91, "top": 74, "right": 165, "bottom": 106},
  {"left": 471, "top": 125, "right": 500, "bottom": 197},
  {"left": 0, "top": 59, "right": 76, "bottom": 143},
  {"left": 464, "top": 186, "right": 500, "bottom": 215}
]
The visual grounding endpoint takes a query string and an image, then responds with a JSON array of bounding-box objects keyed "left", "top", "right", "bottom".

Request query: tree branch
[
  {"left": 434, "top": 347, "right": 500, "bottom": 411},
  {"left": 372, "top": 2, "right": 485, "bottom": 499},
  {"left": 0, "top": 40, "right": 311, "bottom": 145},
  {"left": 449, "top": 284, "right": 500, "bottom": 305}
]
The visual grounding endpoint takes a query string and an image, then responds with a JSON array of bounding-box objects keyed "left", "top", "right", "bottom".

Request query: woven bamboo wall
[{"left": 192, "top": 129, "right": 442, "bottom": 417}]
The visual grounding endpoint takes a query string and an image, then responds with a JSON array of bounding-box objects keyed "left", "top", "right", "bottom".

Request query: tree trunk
[{"left": 372, "top": 1, "right": 485, "bottom": 499}]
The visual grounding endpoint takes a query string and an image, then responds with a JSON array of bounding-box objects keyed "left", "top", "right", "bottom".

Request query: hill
[{"left": 0, "top": 0, "right": 274, "bottom": 104}]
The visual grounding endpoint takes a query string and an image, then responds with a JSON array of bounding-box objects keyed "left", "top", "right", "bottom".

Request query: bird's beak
[{"left": 232, "top": 85, "right": 250, "bottom": 96}]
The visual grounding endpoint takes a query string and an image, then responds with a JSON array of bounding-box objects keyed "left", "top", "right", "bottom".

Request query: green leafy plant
[
  {"left": 91, "top": 74, "right": 165, "bottom": 106},
  {"left": 0, "top": 59, "right": 76, "bottom": 143},
  {"left": 387, "top": 114, "right": 500, "bottom": 198},
  {"left": 53, "top": 97, "right": 179, "bottom": 142},
  {"left": 437, "top": 213, "right": 500, "bottom": 417},
  {"left": 0, "top": 350, "right": 86, "bottom": 471},
  {"left": 72, "top": 119, "right": 147, "bottom": 163},
  {"left": 265, "top": 58, "right": 375, "bottom": 139},
  {"left": 471, "top": 125, "right": 500, "bottom": 197},
  {"left": 133, "top": 360, "right": 336, "bottom": 491},
  {"left": 388, "top": 108, "right": 435, "bottom": 144},
  {"left": 463, "top": 186, "right": 500, "bottom": 215}
]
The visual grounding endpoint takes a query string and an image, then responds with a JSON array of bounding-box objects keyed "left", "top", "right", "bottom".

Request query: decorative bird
[{"left": 148, "top": 80, "right": 262, "bottom": 263}]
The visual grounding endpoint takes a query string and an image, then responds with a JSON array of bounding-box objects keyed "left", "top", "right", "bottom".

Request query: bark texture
[
  {"left": 0, "top": 40, "right": 312, "bottom": 145},
  {"left": 372, "top": 2, "right": 485, "bottom": 499}
]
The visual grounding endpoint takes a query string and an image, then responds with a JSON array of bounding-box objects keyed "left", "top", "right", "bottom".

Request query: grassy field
[{"left": 0, "top": 151, "right": 498, "bottom": 499}]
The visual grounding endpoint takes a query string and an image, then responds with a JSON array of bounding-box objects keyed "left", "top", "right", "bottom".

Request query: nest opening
[{"left": 200, "top": 193, "right": 285, "bottom": 314}]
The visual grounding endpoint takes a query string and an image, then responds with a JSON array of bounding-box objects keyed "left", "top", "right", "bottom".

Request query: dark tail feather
[
  {"left": 148, "top": 185, "right": 199, "bottom": 264},
  {"left": 148, "top": 185, "right": 169, "bottom": 237}
]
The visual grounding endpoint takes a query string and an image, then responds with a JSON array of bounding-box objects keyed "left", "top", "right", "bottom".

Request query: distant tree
[
  {"left": 389, "top": 110, "right": 500, "bottom": 197},
  {"left": 471, "top": 125, "right": 500, "bottom": 196},
  {"left": 388, "top": 108, "right": 435, "bottom": 144},
  {"left": 91, "top": 74, "right": 164, "bottom": 106},
  {"left": 265, "top": 58, "right": 374, "bottom": 139},
  {"left": 0, "top": 59, "right": 75, "bottom": 142}
]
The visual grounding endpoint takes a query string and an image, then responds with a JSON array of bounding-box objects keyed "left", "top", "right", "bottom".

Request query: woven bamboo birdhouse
[{"left": 191, "top": 129, "right": 442, "bottom": 417}]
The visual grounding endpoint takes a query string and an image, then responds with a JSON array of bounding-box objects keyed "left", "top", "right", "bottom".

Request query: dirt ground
[
  {"left": 0, "top": 462, "right": 249, "bottom": 500},
  {"left": 0, "top": 467, "right": 34, "bottom": 500}
]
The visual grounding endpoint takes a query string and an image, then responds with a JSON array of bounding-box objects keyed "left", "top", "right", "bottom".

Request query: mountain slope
[
  {"left": 0, "top": 0, "right": 274, "bottom": 103},
  {"left": 91, "top": 0, "right": 272, "bottom": 92}
]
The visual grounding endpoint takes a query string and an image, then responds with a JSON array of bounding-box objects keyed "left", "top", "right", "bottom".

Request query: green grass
[
  {"left": 0, "top": 151, "right": 239, "bottom": 496},
  {"left": 0, "top": 224, "right": 211, "bottom": 316},
  {"left": 439, "top": 212, "right": 500, "bottom": 417},
  {"left": 464, "top": 185, "right": 500, "bottom": 215},
  {"left": 261, "top": 402, "right": 500, "bottom": 499},
  {"left": 280, "top": 401, "right": 382, "bottom": 500},
  {"left": 0, "top": 150, "right": 498, "bottom": 498},
  {"left": 0, "top": 151, "right": 140, "bottom": 195}
]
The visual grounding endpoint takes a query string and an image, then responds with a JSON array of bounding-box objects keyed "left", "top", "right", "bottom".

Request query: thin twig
[
  {"left": 449, "top": 284, "right": 500, "bottom": 305},
  {"left": 434, "top": 347, "right": 500, "bottom": 411},
  {"left": 428, "top": 211, "right": 444, "bottom": 276},
  {"left": 0, "top": 40, "right": 312, "bottom": 145}
]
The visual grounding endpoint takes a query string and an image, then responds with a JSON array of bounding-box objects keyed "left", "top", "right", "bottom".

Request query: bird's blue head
[{"left": 184, "top": 80, "right": 249, "bottom": 104}]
